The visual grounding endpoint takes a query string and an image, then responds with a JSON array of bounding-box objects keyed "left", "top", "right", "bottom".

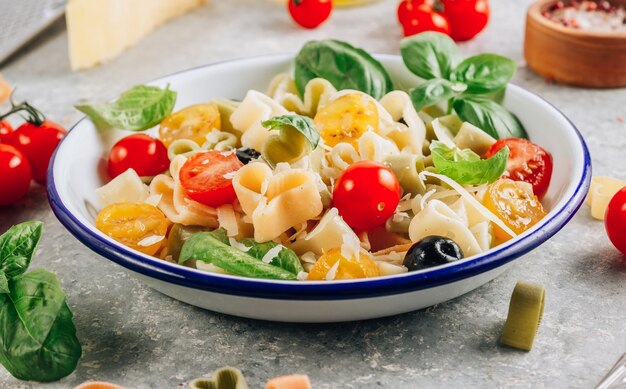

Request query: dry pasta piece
[
  {"left": 586, "top": 176, "right": 626, "bottom": 220},
  {"left": 0, "top": 73, "right": 11, "bottom": 103},
  {"left": 266, "top": 374, "right": 311, "bottom": 389}
]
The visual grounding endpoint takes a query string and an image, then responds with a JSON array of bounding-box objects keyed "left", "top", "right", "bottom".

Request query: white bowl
[{"left": 48, "top": 54, "right": 591, "bottom": 323}]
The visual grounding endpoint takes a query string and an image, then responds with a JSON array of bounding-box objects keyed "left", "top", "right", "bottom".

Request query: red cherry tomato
[
  {"left": 107, "top": 134, "right": 169, "bottom": 179},
  {"left": 0, "top": 144, "right": 32, "bottom": 206},
  {"left": 5, "top": 120, "right": 66, "bottom": 184},
  {"left": 0, "top": 120, "right": 13, "bottom": 142},
  {"left": 397, "top": 0, "right": 422, "bottom": 25},
  {"left": 333, "top": 161, "right": 401, "bottom": 231},
  {"left": 605, "top": 187, "right": 626, "bottom": 259},
  {"left": 485, "top": 138, "right": 553, "bottom": 200},
  {"left": 288, "top": 0, "right": 332, "bottom": 29},
  {"left": 400, "top": 3, "right": 450, "bottom": 37},
  {"left": 179, "top": 151, "right": 243, "bottom": 207},
  {"left": 442, "top": 0, "right": 489, "bottom": 41}
]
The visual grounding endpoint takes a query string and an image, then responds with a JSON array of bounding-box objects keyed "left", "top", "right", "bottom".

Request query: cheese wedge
[{"left": 66, "top": 0, "right": 205, "bottom": 70}]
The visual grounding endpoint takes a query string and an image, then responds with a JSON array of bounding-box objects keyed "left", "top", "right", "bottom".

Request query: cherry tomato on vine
[
  {"left": 288, "top": 0, "right": 332, "bottom": 29},
  {"left": 333, "top": 161, "right": 401, "bottom": 231},
  {"left": 107, "top": 134, "right": 170, "bottom": 179},
  {"left": 5, "top": 120, "right": 66, "bottom": 184},
  {"left": 0, "top": 144, "right": 32, "bottom": 206},
  {"left": 399, "top": 2, "right": 450, "bottom": 37},
  {"left": 605, "top": 187, "right": 626, "bottom": 259},
  {"left": 0, "top": 120, "right": 13, "bottom": 142},
  {"left": 442, "top": 0, "right": 489, "bottom": 41},
  {"left": 179, "top": 151, "right": 243, "bottom": 207},
  {"left": 485, "top": 138, "right": 553, "bottom": 200}
]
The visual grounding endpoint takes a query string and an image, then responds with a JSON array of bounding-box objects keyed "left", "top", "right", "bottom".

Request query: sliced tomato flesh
[
  {"left": 179, "top": 151, "right": 243, "bottom": 207},
  {"left": 485, "top": 138, "right": 553, "bottom": 199}
]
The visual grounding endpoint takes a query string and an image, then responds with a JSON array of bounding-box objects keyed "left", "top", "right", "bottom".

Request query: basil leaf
[
  {"left": 430, "top": 140, "right": 509, "bottom": 185},
  {"left": 400, "top": 32, "right": 462, "bottom": 80},
  {"left": 0, "top": 269, "right": 81, "bottom": 382},
  {"left": 75, "top": 84, "right": 177, "bottom": 131},
  {"left": 453, "top": 96, "right": 528, "bottom": 139},
  {"left": 295, "top": 40, "right": 393, "bottom": 100},
  {"left": 239, "top": 239, "right": 304, "bottom": 275},
  {"left": 451, "top": 54, "right": 517, "bottom": 94},
  {"left": 409, "top": 79, "right": 467, "bottom": 112},
  {"left": 0, "top": 221, "right": 43, "bottom": 280},
  {"left": 179, "top": 233, "right": 297, "bottom": 280},
  {"left": 0, "top": 273, "right": 8, "bottom": 294},
  {"left": 262, "top": 114, "right": 320, "bottom": 149}
]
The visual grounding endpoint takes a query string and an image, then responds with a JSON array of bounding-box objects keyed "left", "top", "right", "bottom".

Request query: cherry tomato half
[
  {"left": 5, "top": 120, "right": 66, "bottom": 184},
  {"left": 483, "top": 178, "right": 546, "bottom": 242},
  {"left": 307, "top": 248, "right": 380, "bottom": 280},
  {"left": 399, "top": 2, "right": 450, "bottom": 37},
  {"left": 179, "top": 151, "right": 243, "bottom": 207},
  {"left": 333, "top": 161, "right": 401, "bottom": 231},
  {"left": 107, "top": 134, "right": 170, "bottom": 179},
  {"left": 96, "top": 202, "right": 169, "bottom": 256},
  {"left": 0, "top": 120, "right": 13, "bottom": 142},
  {"left": 288, "top": 0, "right": 332, "bottom": 29},
  {"left": 485, "top": 138, "right": 553, "bottom": 200},
  {"left": 0, "top": 144, "right": 32, "bottom": 206},
  {"left": 605, "top": 187, "right": 626, "bottom": 259},
  {"left": 442, "top": 0, "right": 489, "bottom": 41}
]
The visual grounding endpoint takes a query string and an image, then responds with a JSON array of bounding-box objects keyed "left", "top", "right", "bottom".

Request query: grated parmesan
[
  {"left": 261, "top": 244, "right": 285, "bottom": 263},
  {"left": 325, "top": 259, "right": 341, "bottom": 281},
  {"left": 229, "top": 237, "right": 251, "bottom": 253},
  {"left": 137, "top": 235, "right": 164, "bottom": 247},
  {"left": 222, "top": 171, "right": 236, "bottom": 180}
]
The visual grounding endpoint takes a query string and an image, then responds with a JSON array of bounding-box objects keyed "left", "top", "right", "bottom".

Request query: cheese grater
[{"left": 0, "top": 0, "right": 66, "bottom": 65}]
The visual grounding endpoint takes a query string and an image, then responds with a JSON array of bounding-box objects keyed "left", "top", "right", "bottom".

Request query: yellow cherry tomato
[
  {"left": 95, "top": 202, "right": 169, "bottom": 256},
  {"left": 313, "top": 93, "right": 379, "bottom": 148},
  {"left": 483, "top": 178, "right": 547, "bottom": 242},
  {"left": 307, "top": 247, "right": 380, "bottom": 280},
  {"left": 159, "top": 103, "right": 221, "bottom": 147}
]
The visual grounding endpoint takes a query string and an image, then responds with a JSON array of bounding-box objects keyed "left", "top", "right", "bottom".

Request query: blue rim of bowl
[{"left": 47, "top": 55, "right": 592, "bottom": 301}]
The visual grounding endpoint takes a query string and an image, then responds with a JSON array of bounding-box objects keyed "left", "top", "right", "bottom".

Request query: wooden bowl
[{"left": 525, "top": 0, "right": 626, "bottom": 88}]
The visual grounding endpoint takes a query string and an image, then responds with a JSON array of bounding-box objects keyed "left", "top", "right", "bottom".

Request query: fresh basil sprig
[
  {"left": 451, "top": 54, "right": 517, "bottom": 95},
  {"left": 401, "top": 32, "right": 526, "bottom": 139},
  {"left": 409, "top": 79, "right": 467, "bottom": 112},
  {"left": 75, "top": 84, "right": 177, "bottom": 131},
  {"left": 295, "top": 40, "right": 393, "bottom": 100},
  {"left": 400, "top": 31, "right": 463, "bottom": 80},
  {"left": 430, "top": 140, "right": 509, "bottom": 185},
  {"left": 0, "top": 222, "right": 81, "bottom": 382},
  {"left": 453, "top": 96, "right": 527, "bottom": 139}
]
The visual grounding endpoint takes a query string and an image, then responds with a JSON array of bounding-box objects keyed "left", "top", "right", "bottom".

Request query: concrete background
[{"left": 1, "top": 0, "right": 625, "bottom": 387}]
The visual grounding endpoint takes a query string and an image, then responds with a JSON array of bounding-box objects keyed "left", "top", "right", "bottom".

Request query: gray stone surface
[{"left": 1, "top": 0, "right": 625, "bottom": 387}]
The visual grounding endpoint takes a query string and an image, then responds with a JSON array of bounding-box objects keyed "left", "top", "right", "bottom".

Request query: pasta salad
[{"left": 80, "top": 33, "right": 553, "bottom": 282}]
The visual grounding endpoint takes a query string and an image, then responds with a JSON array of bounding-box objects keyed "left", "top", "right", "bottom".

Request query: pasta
[
  {"left": 93, "top": 65, "right": 551, "bottom": 282},
  {"left": 586, "top": 176, "right": 626, "bottom": 220}
]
